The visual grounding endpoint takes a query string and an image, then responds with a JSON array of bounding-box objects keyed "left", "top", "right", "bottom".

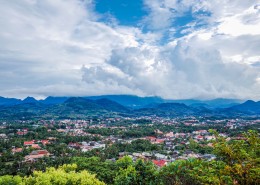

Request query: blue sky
[
  {"left": 0, "top": 0, "right": 259, "bottom": 100},
  {"left": 94, "top": 0, "right": 206, "bottom": 38},
  {"left": 95, "top": 0, "right": 147, "bottom": 25}
]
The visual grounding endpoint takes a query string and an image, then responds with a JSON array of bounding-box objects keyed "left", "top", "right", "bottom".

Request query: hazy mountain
[
  {"left": 0, "top": 96, "right": 21, "bottom": 106},
  {"left": 62, "top": 97, "right": 103, "bottom": 111},
  {"left": 0, "top": 95, "right": 259, "bottom": 120},
  {"left": 22, "top": 97, "right": 38, "bottom": 104},
  {"left": 0, "top": 95, "right": 245, "bottom": 109},
  {"left": 204, "top": 98, "right": 243, "bottom": 108},
  {"left": 136, "top": 103, "right": 197, "bottom": 117},
  {"left": 95, "top": 98, "right": 129, "bottom": 112},
  {"left": 86, "top": 95, "right": 165, "bottom": 108},
  {"left": 227, "top": 100, "right": 260, "bottom": 114},
  {"left": 41, "top": 97, "right": 130, "bottom": 119},
  {"left": 40, "top": 96, "right": 69, "bottom": 104},
  {"left": 167, "top": 98, "right": 243, "bottom": 108}
]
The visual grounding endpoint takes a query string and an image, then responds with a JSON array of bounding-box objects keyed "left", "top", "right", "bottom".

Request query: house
[
  {"left": 165, "top": 132, "right": 174, "bottom": 138},
  {"left": 205, "top": 136, "right": 215, "bottom": 141},
  {"left": 31, "top": 144, "right": 41, "bottom": 149},
  {"left": 41, "top": 140, "right": 50, "bottom": 145},
  {"left": 12, "top": 148, "right": 23, "bottom": 153},
  {"left": 142, "top": 152, "right": 152, "bottom": 158},
  {"left": 133, "top": 152, "right": 142, "bottom": 158},
  {"left": 24, "top": 150, "right": 50, "bottom": 162},
  {"left": 81, "top": 146, "right": 92, "bottom": 152},
  {"left": 187, "top": 153, "right": 200, "bottom": 158},
  {"left": 154, "top": 153, "right": 167, "bottom": 160},
  {"left": 175, "top": 133, "right": 186, "bottom": 138},
  {"left": 24, "top": 141, "right": 35, "bottom": 146},
  {"left": 92, "top": 143, "right": 105, "bottom": 149},
  {"left": 152, "top": 160, "right": 168, "bottom": 167},
  {"left": 196, "top": 135, "right": 204, "bottom": 141},
  {"left": 68, "top": 142, "right": 81, "bottom": 149},
  {"left": 154, "top": 139, "right": 165, "bottom": 144},
  {"left": 0, "top": 134, "right": 7, "bottom": 139},
  {"left": 17, "top": 129, "right": 28, "bottom": 136},
  {"left": 47, "top": 137, "right": 57, "bottom": 140},
  {"left": 145, "top": 136, "right": 157, "bottom": 142}
]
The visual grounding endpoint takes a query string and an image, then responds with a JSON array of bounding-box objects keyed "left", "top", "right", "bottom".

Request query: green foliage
[
  {"left": 134, "top": 159, "right": 158, "bottom": 185},
  {"left": 0, "top": 164, "right": 105, "bottom": 185},
  {"left": 159, "top": 130, "right": 260, "bottom": 185},
  {"left": 71, "top": 157, "right": 117, "bottom": 184},
  {"left": 211, "top": 130, "right": 260, "bottom": 185},
  {"left": 116, "top": 156, "right": 133, "bottom": 169},
  {"left": 159, "top": 159, "right": 197, "bottom": 185},
  {"left": 114, "top": 165, "right": 137, "bottom": 185},
  {"left": 0, "top": 175, "right": 23, "bottom": 185},
  {"left": 114, "top": 157, "right": 158, "bottom": 185}
]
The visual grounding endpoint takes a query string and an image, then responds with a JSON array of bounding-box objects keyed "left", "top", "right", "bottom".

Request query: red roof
[
  {"left": 41, "top": 140, "right": 49, "bottom": 145},
  {"left": 152, "top": 160, "right": 167, "bottom": 167},
  {"left": 155, "top": 139, "right": 165, "bottom": 144},
  {"left": 37, "top": 150, "right": 49, "bottom": 155},
  {"left": 12, "top": 148, "right": 23, "bottom": 153},
  {"left": 24, "top": 141, "right": 34, "bottom": 145},
  {"left": 31, "top": 144, "right": 41, "bottom": 149},
  {"left": 146, "top": 136, "right": 157, "bottom": 141},
  {"left": 17, "top": 131, "right": 24, "bottom": 135}
]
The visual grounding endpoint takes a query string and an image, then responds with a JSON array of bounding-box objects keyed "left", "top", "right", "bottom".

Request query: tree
[
  {"left": 0, "top": 175, "right": 23, "bottom": 185},
  {"left": 114, "top": 165, "right": 137, "bottom": 185},
  {"left": 71, "top": 157, "right": 117, "bottom": 184},
  {"left": 116, "top": 156, "right": 133, "bottom": 169},
  {"left": 0, "top": 164, "right": 105, "bottom": 185},
  {"left": 211, "top": 129, "right": 260, "bottom": 185},
  {"left": 134, "top": 159, "right": 158, "bottom": 185},
  {"left": 159, "top": 130, "right": 260, "bottom": 185}
]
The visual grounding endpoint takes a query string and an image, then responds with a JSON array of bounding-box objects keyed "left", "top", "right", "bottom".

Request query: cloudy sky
[{"left": 0, "top": 0, "right": 260, "bottom": 100}]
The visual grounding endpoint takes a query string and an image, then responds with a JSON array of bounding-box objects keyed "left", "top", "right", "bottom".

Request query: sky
[{"left": 0, "top": 0, "right": 260, "bottom": 100}]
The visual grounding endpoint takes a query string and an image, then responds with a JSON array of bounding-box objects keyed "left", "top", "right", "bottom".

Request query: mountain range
[
  {"left": 0, "top": 95, "right": 244, "bottom": 108},
  {"left": 0, "top": 95, "right": 259, "bottom": 120}
]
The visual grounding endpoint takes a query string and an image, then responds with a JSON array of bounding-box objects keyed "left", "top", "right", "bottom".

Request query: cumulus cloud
[
  {"left": 82, "top": 36, "right": 259, "bottom": 99},
  {"left": 0, "top": 0, "right": 149, "bottom": 98},
  {"left": 0, "top": 0, "right": 259, "bottom": 100}
]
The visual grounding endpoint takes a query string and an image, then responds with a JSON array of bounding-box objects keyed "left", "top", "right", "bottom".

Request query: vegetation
[
  {"left": 0, "top": 164, "right": 105, "bottom": 185},
  {"left": 0, "top": 130, "right": 258, "bottom": 185}
]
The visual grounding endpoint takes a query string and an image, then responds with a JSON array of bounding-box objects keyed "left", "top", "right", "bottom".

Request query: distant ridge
[
  {"left": 228, "top": 100, "right": 260, "bottom": 114},
  {"left": 0, "top": 96, "right": 21, "bottom": 106},
  {"left": 0, "top": 95, "right": 252, "bottom": 109},
  {"left": 85, "top": 95, "right": 165, "bottom": 108},
  {"left": 95, "top": 98, "right": 129, "bottom": 112},
  {"left": 22, "top": 97, "right": 38, "bottom": 104},
  {"left": 0, "top": 96, "right": 259, "bottom": 120},
  {"left": 39, "top": 96, "right": 69, "bottom": 104}
]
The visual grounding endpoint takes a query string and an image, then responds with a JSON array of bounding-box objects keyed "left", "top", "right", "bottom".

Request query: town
[{"left": 0, "top": 116, "right": 259, "bottom": 177}]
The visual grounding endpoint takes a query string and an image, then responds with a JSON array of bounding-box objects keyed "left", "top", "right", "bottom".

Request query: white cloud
[
  {"left": 0, "top": 0, "right": 259, "bottom": 100},
  {"left": 82, "top": 37, "right": 259, "bottom": 99},
  {"left": 0, "top": 0, "right": 154, "bottom": 98}
]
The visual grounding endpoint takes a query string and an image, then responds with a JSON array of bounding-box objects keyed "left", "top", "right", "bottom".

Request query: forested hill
[{"left": 0, "top": 96, "right": 259, "bottom": 120}]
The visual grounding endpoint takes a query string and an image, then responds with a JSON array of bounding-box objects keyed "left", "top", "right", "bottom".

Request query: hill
[
  {"left": 0, "top": 96, "right": 21, "bottom": 106},
  {"left": 227, "top": 100, "right": 260, "bottom": 114},
  {"left": 86, "top": 95, "right": 165, "bottom": 108},
  {"left": 0, "top": 96, "right": 259, "bottom": 119}
]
